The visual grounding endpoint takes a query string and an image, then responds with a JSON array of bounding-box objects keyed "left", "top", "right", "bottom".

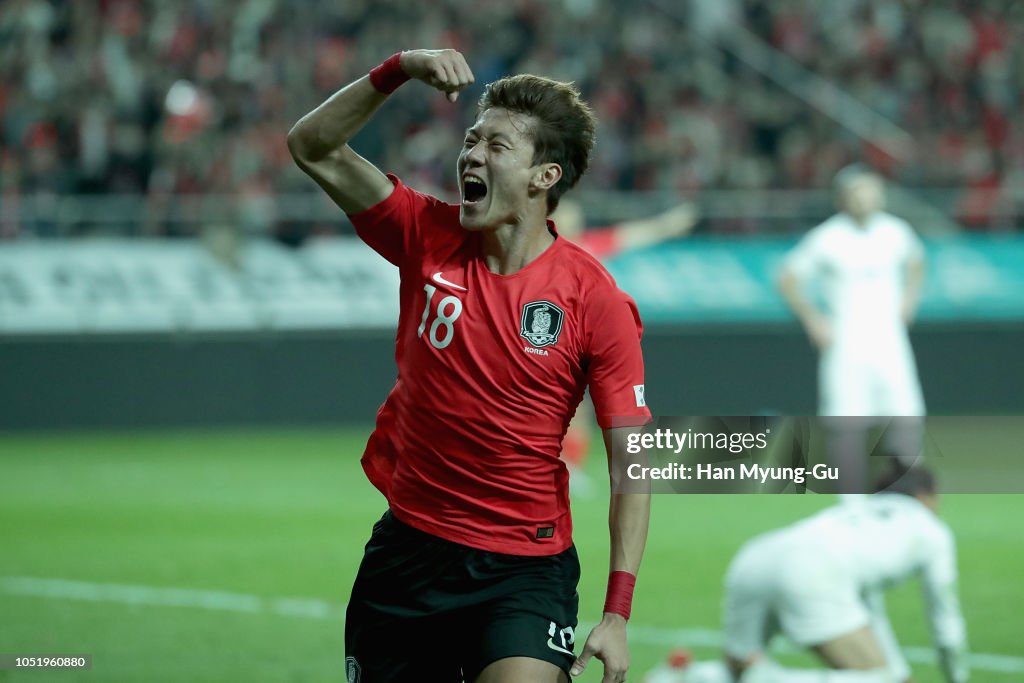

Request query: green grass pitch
[{"left": 0, "top": 428, "right": 1021, "bottom": 682}]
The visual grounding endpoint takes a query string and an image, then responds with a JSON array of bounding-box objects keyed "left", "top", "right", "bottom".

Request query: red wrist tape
[
  {"left": 369, "top": 52, "right": 409, "bottom": 94},
  {"left": 603, "top": 571, "right": 636, "bottom": 620}
]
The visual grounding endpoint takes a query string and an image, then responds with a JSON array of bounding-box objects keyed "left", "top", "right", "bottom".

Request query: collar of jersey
[{"left": 473, "top": 227, "right": 565, "bottom": 280}]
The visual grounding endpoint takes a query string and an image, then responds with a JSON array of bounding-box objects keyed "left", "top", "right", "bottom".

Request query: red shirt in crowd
[{"left": 576, "top": 226, "right": 624, "bottom": 260}]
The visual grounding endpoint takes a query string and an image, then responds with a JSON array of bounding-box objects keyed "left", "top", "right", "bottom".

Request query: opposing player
[
  {"left": 288, "top": 49, "right": 652, "bottom": 683},
  {"left": 778, "top": 166, "right": 927, "bottom": 487},
  {"left": 655, "top": 467, "right": 968, "bottom": 683}
]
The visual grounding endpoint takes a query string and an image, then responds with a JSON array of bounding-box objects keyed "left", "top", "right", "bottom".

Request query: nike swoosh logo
[
  {"left": 432, "top": 272, "right": 468, "bottom": 291},
  {"left": 546, "top": 638, "right": 574, "bottom": 656}
]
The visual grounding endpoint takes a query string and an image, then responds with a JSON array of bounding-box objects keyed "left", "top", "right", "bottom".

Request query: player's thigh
[
  {"left": 463, "top": 608, "right": 578, "bottom": 681},
  {"left": 873, "top": 362, "right": 925, "bottom": 417},
  {"left": 473, "top": 656, "right": 568, "bottom": 683},
  {"left": 460, "top": 547, "right": 581, "bottom": 681},
  {"left": 811, "top": 624, "right": 889, "bottom": 670},
  {"left": 879, "top": 415, "right": 925, "bottom": 467},
  {"left": 345, "top": 622, "right": 460, "bottom": 683},
  {"left": 345, "top": 511, "right": 463, "bottom": 682},
  {"left": 346, "top": 598, "right": 461, "bottom": 682},
  {"left": 819, "top": 355, "right": 872, "bottom": 416},
  {"left": 345, "top": 512, "right": 448, "bottom": 624}
]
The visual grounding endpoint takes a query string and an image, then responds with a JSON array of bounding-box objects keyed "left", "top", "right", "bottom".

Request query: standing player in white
[
  {"left": 778, "top": 166, "right": 927, "bottom": 484},
  {"left": 658, "top": 467, "right": 968, "bottom": 683}
]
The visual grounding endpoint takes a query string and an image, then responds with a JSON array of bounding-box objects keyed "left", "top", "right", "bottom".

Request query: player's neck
[
  {"left": 846, "top": 211, "right": 873, "bottom": 228},
  {"left": 480, "top": 217, "right": 556, "bottom": 275}
]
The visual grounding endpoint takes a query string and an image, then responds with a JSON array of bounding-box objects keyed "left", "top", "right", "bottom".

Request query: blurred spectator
[{"left": 0, "top": 0, "right": 1021, "bottom": 239}]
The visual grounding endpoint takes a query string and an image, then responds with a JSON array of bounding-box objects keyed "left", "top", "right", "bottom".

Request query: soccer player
[
  {"left": 778, "top": 166, "right": 927, "bottom": 488},
  {"left": 287, "top": 49, "right": 652, "bottom": 683},
  {"left": 657, "top": 467, "right": 968, "bottom": 683}
]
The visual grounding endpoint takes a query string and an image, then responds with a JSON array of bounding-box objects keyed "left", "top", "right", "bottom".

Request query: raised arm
[
  {"left": 571, "top": 426, "right": 650, "bottom": 682},
  {"left": 616, "top": 202, "right": 699, "bottom": 250},
  {"left": 287, "top": 49, "right": 474, "bottom": 214}
]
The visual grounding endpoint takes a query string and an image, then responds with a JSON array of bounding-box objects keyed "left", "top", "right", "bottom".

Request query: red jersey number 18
[{"left": 416, "top": 284, "right": 464, "bottom": 349}]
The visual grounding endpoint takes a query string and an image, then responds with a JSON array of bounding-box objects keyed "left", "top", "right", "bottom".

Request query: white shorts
[
  {"left": 819, "top": 345, "right": 925, "bottom": 417},
  {"left": 722, "top": 532, "right": 870, "bottom": 659}
]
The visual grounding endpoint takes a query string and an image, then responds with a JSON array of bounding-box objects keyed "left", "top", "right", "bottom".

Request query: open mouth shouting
[{"left": 462, "top": 174, "right": 488, "bottom": 206}]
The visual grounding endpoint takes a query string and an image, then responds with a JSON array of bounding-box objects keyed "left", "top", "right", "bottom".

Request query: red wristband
[
  {"left": 603, "top": 571, "right": 636, "bottom": 620},
  {"left": 369, "top": 52, "right": 410, "bottom": 94}
]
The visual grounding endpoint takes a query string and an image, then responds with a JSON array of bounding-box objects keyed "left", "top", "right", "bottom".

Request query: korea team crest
[{"left": 520, "top": 300, "right": 565, "bottom": 348}]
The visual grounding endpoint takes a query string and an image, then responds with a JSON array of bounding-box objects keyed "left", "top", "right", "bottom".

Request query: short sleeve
[
  {"left": 895, "top": 218, "right": 925, "bottom": 262},
  {"left": 347, "top": 174, "right": 437, "bottom": 268},
  {"left": 784, "top": 228, "right": 826, "bottom": 281},
  {"left": 584, "top": 288, "right": 652, "bottom": 429}
]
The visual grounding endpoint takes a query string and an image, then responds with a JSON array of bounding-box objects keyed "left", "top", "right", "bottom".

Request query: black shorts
[{"left": 344, "top": 509, "right": 580, "bottom": 683}]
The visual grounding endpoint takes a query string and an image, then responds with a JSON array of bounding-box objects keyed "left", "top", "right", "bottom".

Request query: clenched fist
[{"left": 399, "top": 49, "right": 475, "bottom": 102}]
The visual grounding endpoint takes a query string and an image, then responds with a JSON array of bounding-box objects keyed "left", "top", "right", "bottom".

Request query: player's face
[
  {"left": 840, "top": 175, "right": 885, "bottom": 220},
  {"left": 457, "top": 107, "right": 550, "bottom": 231}
]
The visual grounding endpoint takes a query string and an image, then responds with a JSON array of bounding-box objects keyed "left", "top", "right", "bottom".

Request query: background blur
[
  {"left": 3, "top": 0, "right": 1024, "bottom": 238},
  {"left": 1, "top": 0, "right": 1022, "bottom": 424},
  {"left": 1, "top": 1, "right": 1022, "bottom": 682}
]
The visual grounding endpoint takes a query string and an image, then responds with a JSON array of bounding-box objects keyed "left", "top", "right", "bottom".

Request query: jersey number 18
[{"left": 417, "top": 284, "right": 463, "bottom": 349}]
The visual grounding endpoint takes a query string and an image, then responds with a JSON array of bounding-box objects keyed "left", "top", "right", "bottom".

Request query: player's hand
[
  {"left": 570, "top": 613, "right": 629, "bottom": 683},
  {"left": 901, "top": 299, "right": 917, "bottom": 326},
  {"left": 658, "top": 203, "right": 699, "bottom": 237},
  {"left": 805, "top": 315, "right": 832, "bottom": 350},
  {"left": 399, "top": 49, "right": 474, "bottom": 102}
]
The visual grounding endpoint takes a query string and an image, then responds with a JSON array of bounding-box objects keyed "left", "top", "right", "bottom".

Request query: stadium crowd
[{"left": 1, "top": 0, "right": 1022, "bottom": 238}]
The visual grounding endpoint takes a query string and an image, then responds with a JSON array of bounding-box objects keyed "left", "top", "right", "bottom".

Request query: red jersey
[{"left": 349, "top": 175, "right": 651, "bottom": 555}]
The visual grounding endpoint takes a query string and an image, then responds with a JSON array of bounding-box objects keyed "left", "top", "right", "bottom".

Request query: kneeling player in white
[{"left": 666, "top": 467, "right": 967, "bottom": 683}]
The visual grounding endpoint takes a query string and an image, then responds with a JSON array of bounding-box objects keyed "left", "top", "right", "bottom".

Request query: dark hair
[
  {"left": 479, "top": 74, "right": 596, "bottom": 214},
  {"left": 873, "top": 462, "right": 937, "bottom": 497}
]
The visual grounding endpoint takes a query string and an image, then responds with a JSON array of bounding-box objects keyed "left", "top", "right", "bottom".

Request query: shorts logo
[
  {"left": 345, "top": 656, "right": 361, "bottom": 683},
  {"left": 521, "top": 300, "right": 565, "bottom": 348},
  {"left": 547, "top": 620, "right": 575, "bottom": 656},
  {"left": 634, "top": 384, "right": 646, "bottom": 407}
]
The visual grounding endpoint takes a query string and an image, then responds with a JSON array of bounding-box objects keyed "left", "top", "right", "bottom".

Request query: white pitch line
[
  {"left": 3, "top": 576, "right": 1022, "bottom": 675},
  {"left": 0, "top": 576, "right": 344, "bottom": 621},
  {"left": 617, "top": 624, "right": 1024, "bottom": 675}
]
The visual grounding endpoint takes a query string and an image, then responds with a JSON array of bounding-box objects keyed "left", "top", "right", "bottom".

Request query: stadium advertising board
[
  {"left": 607, "top": 235, "right": 1024, "bottom": 324},
  {"left": 0, "top": 239, "right": 399, "bottom": 334},
  {"left": 1, "top": 235, "right": 1023, "bottom": 333}
]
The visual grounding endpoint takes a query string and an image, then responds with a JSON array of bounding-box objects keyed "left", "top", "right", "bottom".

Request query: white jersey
[
  {"left": 776, "top": 494, "right": 965, "bottom": 651},
  {"left": 785, "top": 211, "right": 923, "bottom": 355}
]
